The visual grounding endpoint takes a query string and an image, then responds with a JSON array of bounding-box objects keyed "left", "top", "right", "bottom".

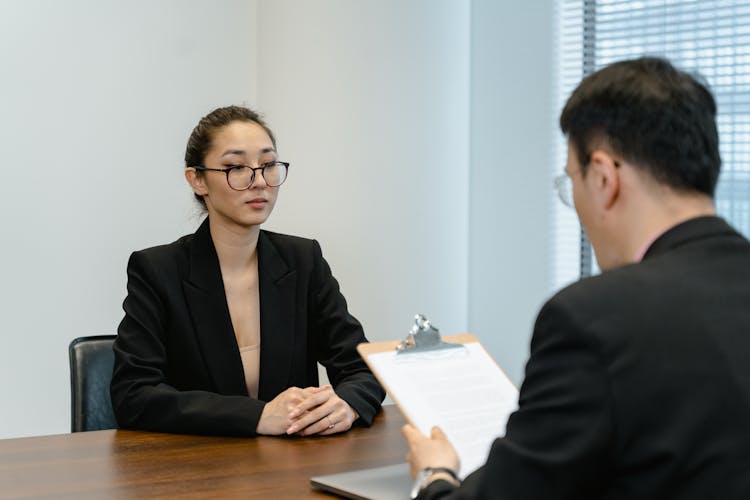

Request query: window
[{"left": 553, "top": 0, "right": 750, "bottom": 290}]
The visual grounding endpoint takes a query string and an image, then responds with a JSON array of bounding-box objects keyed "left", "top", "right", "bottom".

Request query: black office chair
[{"left": 69, "top": 335, "right": 118, "bottom": 432}]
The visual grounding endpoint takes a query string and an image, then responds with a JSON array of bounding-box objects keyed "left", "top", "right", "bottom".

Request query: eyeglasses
[
  {"left": 554, "top": 171, "right": 574, "bottom": 208},
  {"left": 194, "top": 161, "right": 289, "bottom": 190},
  {"left": 554, "top": 158, "right": 620, "bottom": 208}
]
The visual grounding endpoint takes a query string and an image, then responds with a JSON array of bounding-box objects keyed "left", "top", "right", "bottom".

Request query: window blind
[{"left": 552, "top": 0, "right": 750, "bottom": 291}]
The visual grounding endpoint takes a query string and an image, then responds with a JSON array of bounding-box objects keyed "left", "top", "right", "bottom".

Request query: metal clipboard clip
[{"left": 396, "top": 314, "right": 466, "bottom": 357}]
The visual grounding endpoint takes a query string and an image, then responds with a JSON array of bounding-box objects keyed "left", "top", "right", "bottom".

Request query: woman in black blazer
[{"left": 110, "top": 106, "right": 384, "bottom": 437}]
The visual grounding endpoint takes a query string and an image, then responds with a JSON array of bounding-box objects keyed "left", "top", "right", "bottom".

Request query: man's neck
[{"left": 625, "top": 191, "right": 716, "bottom": 263}]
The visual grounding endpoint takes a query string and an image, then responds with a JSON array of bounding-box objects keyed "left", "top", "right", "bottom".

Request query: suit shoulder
[
  {"left": 532, "top": 269, "right": 644, "bottom": 357},
  {"left": 129, "top": 233, "right": 193, "bottom": 271},
  {"left": 551, "top": 262, "right": 650, "bottom": 307},
  {"left": 543, "top": 263, "right": 658, "bottom": 334}
]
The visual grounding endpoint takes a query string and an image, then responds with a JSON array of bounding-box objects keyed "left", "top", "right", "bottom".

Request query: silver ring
[{"left": 327, "top": 416, "right": 335, "bottom": 429}]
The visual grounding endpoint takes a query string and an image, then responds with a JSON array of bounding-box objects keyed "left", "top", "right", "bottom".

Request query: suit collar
[
  {"left": 187, "top": 217, "right": 224, "bottom": 293},
  {"left": 257, "top": 230, "right": 289, "bottom": 282},
  {"left": 182, "top": 218, "right": 298, "bottom": 401},
  {"left": 183, "top": 218, "right": 247, "bottom": 396},
  {"left": 257, "top": 231, "right": 297, "bottom": 401},
  {"left": 643, "top": 216, "right": 738, "bottom": 260}
]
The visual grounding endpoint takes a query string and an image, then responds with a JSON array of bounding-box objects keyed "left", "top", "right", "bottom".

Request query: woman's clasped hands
[{"left": 256, "top": 384, "right": 359, "bottom": 436}]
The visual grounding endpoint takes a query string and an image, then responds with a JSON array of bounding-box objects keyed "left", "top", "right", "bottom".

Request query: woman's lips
[{"left": 247, "top": 198, "right": 267, "bottom": 209}]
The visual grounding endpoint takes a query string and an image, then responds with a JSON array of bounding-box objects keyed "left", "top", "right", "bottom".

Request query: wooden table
[{"left": 0, "top": 405, "right": 407, "bottom": 499}]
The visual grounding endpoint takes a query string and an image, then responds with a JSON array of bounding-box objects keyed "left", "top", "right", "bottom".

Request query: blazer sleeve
[
  {"left": 309, "top": 240, "right": 385, "bottom": 425},
  {"left": 110, "top": 251, "right": 265, "bottom": 436},
  {"left": 417, "top": 297, "right": 614, "bottom": 500}
]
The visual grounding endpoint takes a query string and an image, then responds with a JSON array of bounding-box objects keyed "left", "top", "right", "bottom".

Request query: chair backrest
[{"left": 69, "top": 335, "right": 118, "bottom": 432}]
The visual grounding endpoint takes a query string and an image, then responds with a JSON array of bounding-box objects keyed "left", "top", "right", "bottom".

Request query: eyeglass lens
[
  {"left": 228, "top": 163, "right": 287, "bottom": 190},
  {"left": 555, "top": 174, "right": 574, "bottom": 208}
]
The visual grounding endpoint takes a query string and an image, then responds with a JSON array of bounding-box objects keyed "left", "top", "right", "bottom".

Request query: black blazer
[
  {"left": 422, "top": 216, "right": 750, "bottom": 499},
  {"left": 111, "top": 218, "right": 384, "bottom": 436}
]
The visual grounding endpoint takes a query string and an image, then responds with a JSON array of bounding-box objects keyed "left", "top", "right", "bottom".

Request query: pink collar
[{"left": 633, "top": 229, "right": 666, "bottom": 263}]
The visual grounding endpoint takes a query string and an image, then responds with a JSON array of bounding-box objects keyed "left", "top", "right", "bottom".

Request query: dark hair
[
  {"left": 184, "top": 105, "right": 277, "bottom": 208},
  {"left": 559, "top": 57, "right": 720, "bottom": 196}
]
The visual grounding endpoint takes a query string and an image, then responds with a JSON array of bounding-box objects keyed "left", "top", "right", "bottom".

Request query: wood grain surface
[{"left": 0, "top": 405, "right": 407, "bottom": 499}]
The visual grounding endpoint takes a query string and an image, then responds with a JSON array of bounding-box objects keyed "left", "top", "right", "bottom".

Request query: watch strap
[
  {"left": 410, "top": 467, "right": 460, "bottom": 499},
  {"left": 423, "top": 467, "right": 459, "bottom": 482}
]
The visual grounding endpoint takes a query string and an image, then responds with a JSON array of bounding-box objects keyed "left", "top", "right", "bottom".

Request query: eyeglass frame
[
  {"left": 553, "top": 158, "right": 620, "bottom": 208},
  {"left": 192, "top": 161, "right": 290, "bottom": 190},
  {"left": 554, "top": 171, "right": 574, "bottom": 208}
]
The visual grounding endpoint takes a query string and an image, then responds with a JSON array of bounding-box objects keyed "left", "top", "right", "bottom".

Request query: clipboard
[{"left": 357, "top": 316, "right": 519, "bottom": 478}]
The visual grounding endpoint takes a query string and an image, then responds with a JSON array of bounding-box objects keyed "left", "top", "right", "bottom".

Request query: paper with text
[{"left": 367, "top": 342, "right": 518, "bottom": 478}]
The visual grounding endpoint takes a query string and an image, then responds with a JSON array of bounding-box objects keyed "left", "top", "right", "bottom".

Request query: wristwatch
[{"left": 410, "top": 467, "right": 460, "bottom": 499}]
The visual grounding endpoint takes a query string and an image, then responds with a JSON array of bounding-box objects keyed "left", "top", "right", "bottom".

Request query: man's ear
[
  {"left": 185, "top": 167, "right": 209, "bottom": 197},
  {"left": 587, "top": 149, "right": 620, "bottom": 210}
]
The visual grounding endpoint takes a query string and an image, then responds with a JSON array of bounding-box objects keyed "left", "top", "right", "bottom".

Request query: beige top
[
  {"left": 224, "top": 254, "right": 262, "bottom": 400},
  {"left": 238, "top": 344, "right": 260, "bottom": 399},
  {"left": 233, "top": 281, "right": 261, "bottom": 399}
]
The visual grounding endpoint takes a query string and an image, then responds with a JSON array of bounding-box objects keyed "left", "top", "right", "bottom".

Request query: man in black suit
[{"left": 404, "top": 57, "right": 750, "bottom": 499}]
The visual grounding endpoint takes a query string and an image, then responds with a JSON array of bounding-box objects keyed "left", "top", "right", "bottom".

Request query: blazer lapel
[
  {"left": 257, "top": 231, "right": 297, "bottom": 401},
  {"left": 182, "top": 218, "right": 248, "bottom": 396}
]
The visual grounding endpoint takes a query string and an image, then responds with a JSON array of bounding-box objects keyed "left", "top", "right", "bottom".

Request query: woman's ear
[
  {"left": 185, "top": 167, "right": 209, "bottom": 197},
  {"left": 587, "top": 149, "right": 620, "bottom": 210}
]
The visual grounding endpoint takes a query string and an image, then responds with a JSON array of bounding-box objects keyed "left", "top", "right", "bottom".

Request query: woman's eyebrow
[
  {"left": 221, "top": 149, "right": 246, "bottom": 158},
  {"left": 220, "top": 147, "right": 276, "bottom": 159}
]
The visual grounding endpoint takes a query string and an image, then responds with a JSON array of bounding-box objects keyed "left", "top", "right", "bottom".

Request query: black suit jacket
[
  {"left": 422, "top": 216, "right": 750, "bottom": 499},
  {"left": 110, "top": 218, "right": 384, "bottom": 436}
]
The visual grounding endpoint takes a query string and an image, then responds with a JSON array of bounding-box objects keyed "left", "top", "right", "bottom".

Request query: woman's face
[{"left": 191, "top": 120, "right": 280, "bottom": 229}]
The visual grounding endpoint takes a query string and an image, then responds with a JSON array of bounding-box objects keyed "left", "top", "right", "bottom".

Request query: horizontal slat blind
[{"left": 552, "top": 0, "right": 750, "bottom": 291}]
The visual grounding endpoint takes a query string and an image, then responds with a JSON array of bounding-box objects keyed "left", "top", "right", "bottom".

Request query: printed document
[{"left": 366, "top": 342, "right": 518, "bottom": 478}]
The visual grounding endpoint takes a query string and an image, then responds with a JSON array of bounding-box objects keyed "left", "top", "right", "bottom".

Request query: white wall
[
  {"left": 0, "top": 0, "right": 258, "bottom": 439},
  {"left": 256, "top": 0, "right": 470, "bottom": 341},
  {"left": 469, "top": 0, "right": 556, "bottom": 384},
  {"left": 0, "top": 0, "right": 555, "bottom": 439}
]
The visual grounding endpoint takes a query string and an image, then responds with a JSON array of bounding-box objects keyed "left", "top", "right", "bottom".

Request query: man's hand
[
  {"left": 285, "top": 385, "right": 359, "bottom": 436},
  {"left": 402, "top": 425, "right": 460, "bottom": 479}
]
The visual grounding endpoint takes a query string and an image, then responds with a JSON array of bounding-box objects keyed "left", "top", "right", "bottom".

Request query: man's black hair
[{"left": 560, "top": 57, "right": 720, "bottom": 196}]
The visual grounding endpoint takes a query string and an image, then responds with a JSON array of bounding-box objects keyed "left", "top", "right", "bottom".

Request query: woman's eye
[{"left": 224, "top": 164, "right": 247, "bottom": 170}]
